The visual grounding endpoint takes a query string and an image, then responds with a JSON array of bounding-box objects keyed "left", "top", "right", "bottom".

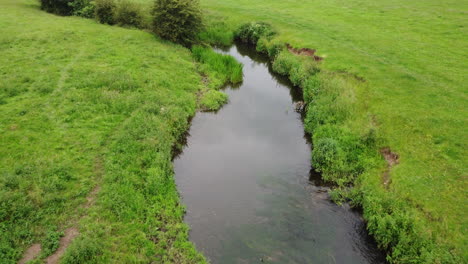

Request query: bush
[
  {"left": 152, "top": 0, "right": 203, "bottom": 47},
  {"left": 69, "top": 0, "right": 95, "bottom": 18},
  {"left": 311, "top": 125, "right": 365, "bottom": 184},
  {"left": 115, "top": 0, "right": 143, "bottom": 28},
  {"left": 273, "top": 51, "right": 319, "bottom": 86},
  {"left": 235, "top": 22, "right": 275, "bottom": 45},
  {"left": 95, "top": 0, "right": 116, "bottom": 25},
  {"left": 40, "top": 0, "right": 74, "bottom": 15}
]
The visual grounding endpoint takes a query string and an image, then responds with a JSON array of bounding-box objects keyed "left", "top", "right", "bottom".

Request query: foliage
[
  {"left": 41, "top": 228, "right": 63, "bottom": 256},
  {"left": 235, "top": 22, "right": 275, "bottom": 45},
  {"left": 69, "top": 0, "right": 95, "bottom": 18},
  {"left": 61, "top": 237, "right": 102, "bottom": 264},
  {"left": 199, "top": 89, "right": 228, "bottom": 111},
  {"left": 272, "top": 51, "right": 319, "bottom": 86},
  {"left": 192, "top": 45, "right": 243, "bottom": 88},
  {"left": 39, "top": 0, "right": 74, "bottom": 15},
  {"left": 114, "top": 0, "right": 144, "bottom": 28},
  {"left": 152, "top": 0, "right": 203, "bottom": 47},
  {"left": 95, "top": 0, "right": 116, "bottom": 25},
  {"left": 256, "top": 37, "right": 283, "bottom": 58},
  {"left": 198, "top": 21, "right": 234, "bottom": 47}
]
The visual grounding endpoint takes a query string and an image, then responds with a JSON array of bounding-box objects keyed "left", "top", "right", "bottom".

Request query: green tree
[{"left": 152, "top": 0, "right": 203, "bottom": 47}]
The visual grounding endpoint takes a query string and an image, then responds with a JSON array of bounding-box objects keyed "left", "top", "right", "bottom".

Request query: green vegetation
[
  {"left": 198, "top": 89, "right": 228, "bottom": 111},
  {"left": 152, "top": 0, "right": 203, "bottom": 47},
  {"left": 2, "top": 0, "right": 466, "bottom": 262},
  {"left": 95, "top": 0, "right": 117, "bottom": 24},
  {"left": 0, "top": 0, "right": 241, "bottom": 262},
  {"left": 192, "top": 45, "right": 243, "bottom": 88}
]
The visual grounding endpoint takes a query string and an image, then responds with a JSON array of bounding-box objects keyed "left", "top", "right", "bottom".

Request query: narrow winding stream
[{"left": 174, "top": 44, "right": 385, "bottom": 264}]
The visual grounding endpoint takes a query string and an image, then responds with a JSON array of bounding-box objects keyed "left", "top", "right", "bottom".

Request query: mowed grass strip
[
  {"left": 0, "top": 0, "right": 206, "bottom": 262},
  {"left": 194, "top": 0, "right": 467, "bottom": 261}
]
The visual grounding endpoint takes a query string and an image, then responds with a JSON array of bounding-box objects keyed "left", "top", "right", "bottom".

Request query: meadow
[
  {"left": 0, "top": 0, "right": 466, "bottom": 263},
  {"left": 0, "top": 0, "right": 241, "bottom": 262}
]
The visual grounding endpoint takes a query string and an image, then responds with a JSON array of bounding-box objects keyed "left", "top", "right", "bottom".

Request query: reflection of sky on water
[{"left": 174, "top": 44, "right": 385, "bottom": 264}]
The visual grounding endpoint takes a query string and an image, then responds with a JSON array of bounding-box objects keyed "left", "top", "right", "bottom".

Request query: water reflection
[{"left": 173, "top": 43, "right": 385, "bottom": 264}]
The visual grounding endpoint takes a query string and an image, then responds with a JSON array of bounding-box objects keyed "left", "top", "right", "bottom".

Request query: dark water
[{"left": 174, "top": 44, "right": 385, "bottom": 264}]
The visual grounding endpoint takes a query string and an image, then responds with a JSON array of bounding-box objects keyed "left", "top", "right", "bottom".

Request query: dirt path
[
  {"left": 18, "top": 156, "right": 103, "bottom": 264},
  {"left": 45, "top": 228, "right": 79, "bottom": 264},
  {"left": 18, "top": 244, "right": 41, "bottom": 264}
]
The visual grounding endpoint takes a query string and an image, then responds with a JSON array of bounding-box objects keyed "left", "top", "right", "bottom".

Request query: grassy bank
[
  {"left": 0, "top": 0, "right": 242, "bottom": 262},
  {"left": 189, "top": 0, "right": 467, "bottom": 262}
]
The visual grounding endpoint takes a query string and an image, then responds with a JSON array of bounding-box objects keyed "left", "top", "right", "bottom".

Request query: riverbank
[
  {"left": 0, "top": 0, "right": 240, "bottom": 262},
  {"left": 174, "top": 42, "right": 386, "bottom": 264}
]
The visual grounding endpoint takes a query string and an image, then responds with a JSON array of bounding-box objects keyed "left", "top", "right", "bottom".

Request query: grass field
[
  {"left": 0, "top": 0, "right": 214, "bottom": 262},
  {"left": 1, "top": 0, "right": 466, "bottom": 262},
  {"left": 194, "top": 0, "right": 467, "bottom": 262}
]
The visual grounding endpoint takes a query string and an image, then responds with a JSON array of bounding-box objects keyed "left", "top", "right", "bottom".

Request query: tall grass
[{"left": 192, "top": 45, "right": 243, "bottom": 86}]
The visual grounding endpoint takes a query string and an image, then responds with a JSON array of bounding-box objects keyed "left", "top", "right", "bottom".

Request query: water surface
[{"left": 174, "top": 44, "right": 385, "bottom": 264}]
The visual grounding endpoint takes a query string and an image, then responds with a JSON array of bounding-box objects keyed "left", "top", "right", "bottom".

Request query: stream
[{"left": 173, "top": 43, "right": 386, "bottom": 264}]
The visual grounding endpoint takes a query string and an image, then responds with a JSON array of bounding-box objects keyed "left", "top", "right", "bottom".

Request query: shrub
[
  {"left": 115, "top": 0, "right": 143, "bottom": 28},
  {"left": 69, "top": 0, "right": 95, "bottom": 18},
  {"left": 152, "top": 0, "right": 203, "bottom": 47},
  {"left": 311, "top": 125, "right": 365, "bottom": 184},
  {"left": 95, "top": 0, "right": 116, "bottom": 25},
  {"left": 235, "top": 22, "right": 275, "bottom": 45},
  {"left": 272, "top": 51, "right": 299, "bottom": 76},
  {"left": 40, "top": 0, "right": 74, "bottom": 15}
]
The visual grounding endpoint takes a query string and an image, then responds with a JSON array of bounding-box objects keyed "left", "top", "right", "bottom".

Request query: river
[{"left": 173, "top": 43, "right": 385, "bottom": 264}]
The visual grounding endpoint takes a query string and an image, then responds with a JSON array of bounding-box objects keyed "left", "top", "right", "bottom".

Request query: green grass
[
  {"left": 189, "top": 0, "right": 467, "bottom": 262},
  {"left": 2, "top": 0, "right": 467, "bottom": 262},
  {"left": 0, "top": 0, "right": 214, "bottom": 262}
]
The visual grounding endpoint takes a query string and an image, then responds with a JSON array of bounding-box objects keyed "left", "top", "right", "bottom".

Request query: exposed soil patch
[
  {"left": 85, "top": 185, "right": 101, "bottom": 208},
  {"left": 380, "top": 147, "right": 399, "bottom": 188},
  {"left": 45, "top": 227, "right": 79, "bottom": 264},
  {"left": 286, "top": 43, "right": 323, "bottom": 61},
  {"left": 18, "top": 243, "right": 41, "bottom": 264},
  {"left": 294, "top": 101, "right": 306, "bottom": 112},
  {"left": 19, "top": 156, "right": 104, "bottom": 263}
]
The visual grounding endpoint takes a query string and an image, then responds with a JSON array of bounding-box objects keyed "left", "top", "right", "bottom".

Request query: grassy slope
[
  {"left": 197, "top": 0, "right": 468, "bottom": 261},
  {"left": 0, "top": 0, "right": 206, "bottom": 262}
]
